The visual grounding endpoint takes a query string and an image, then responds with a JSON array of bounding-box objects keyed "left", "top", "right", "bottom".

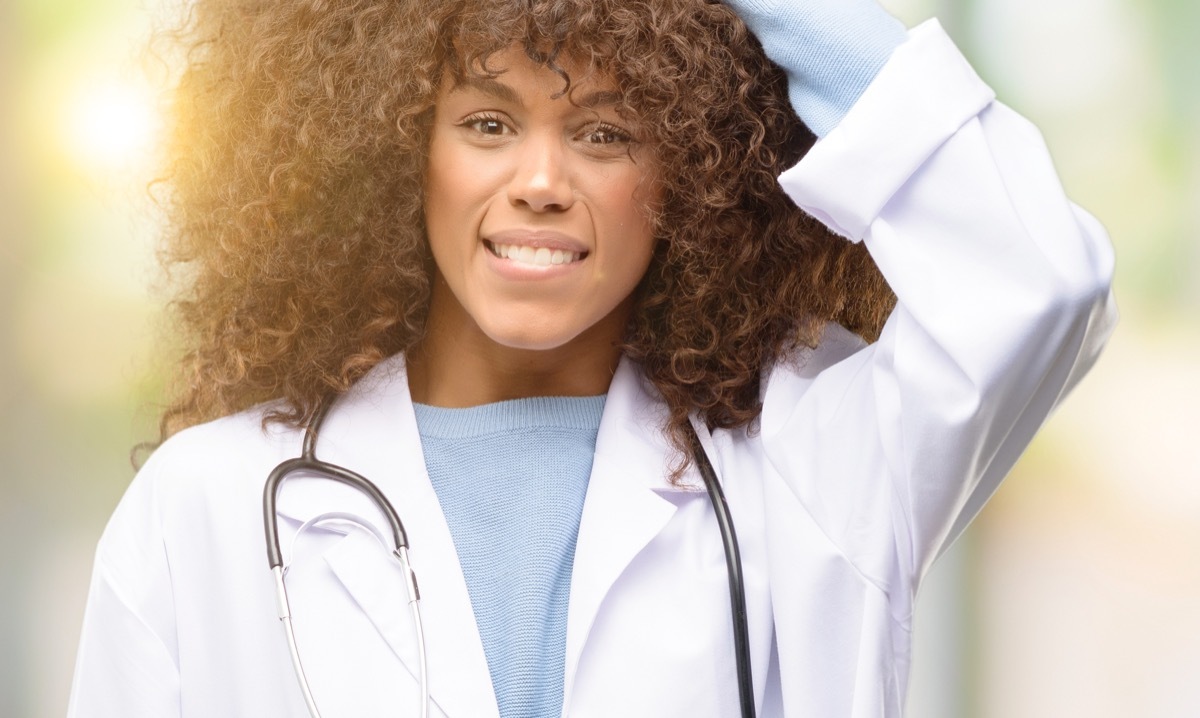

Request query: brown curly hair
[{"left": 154, "top": 0, "right": 894, "bottom": 465}]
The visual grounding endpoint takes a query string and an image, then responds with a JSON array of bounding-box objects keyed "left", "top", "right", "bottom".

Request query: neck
[{"left": 407, "top": 284, "right": 627, "bottom": 408}]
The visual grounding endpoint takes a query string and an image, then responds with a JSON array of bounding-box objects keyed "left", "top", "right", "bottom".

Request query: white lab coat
[{"left": 69, "top": 21, "right": 1116, "bottom": 718}]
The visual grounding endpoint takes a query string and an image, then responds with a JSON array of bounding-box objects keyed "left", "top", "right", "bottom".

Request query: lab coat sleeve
[
  {"left": 759, "top": 20, "right": 1117, "bottom": 598},
  {"left": 68, "top": 458, "right": 182, "bottom": 718}
]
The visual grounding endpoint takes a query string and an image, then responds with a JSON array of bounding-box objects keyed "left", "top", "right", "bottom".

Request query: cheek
[
  {"left": 603, "top": 172, "right": 659, "bottom": 260},
  {"left": 423, "top": 139, "right": 458, "bottom": 231},
  {"left": 423, "top": 138, "right": 486, "bottom": 264},
  {"left": 610, "top": 152, "right": 660, "bottom": 225},
  {"left": 423, "top": 135, "right": 513, "bottom": 249}
]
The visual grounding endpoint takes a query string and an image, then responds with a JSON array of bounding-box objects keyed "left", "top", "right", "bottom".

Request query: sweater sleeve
[
  {"left": 721, "top": 0, "right": 907, "bottom": 136},
  {"left": 758, "top": 20, "right": 1117, "bottom": 598}
]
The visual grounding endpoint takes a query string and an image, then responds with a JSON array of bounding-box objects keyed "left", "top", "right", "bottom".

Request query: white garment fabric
[{"left": 68, "top": 21, "right": 1116, "bottom": 718}]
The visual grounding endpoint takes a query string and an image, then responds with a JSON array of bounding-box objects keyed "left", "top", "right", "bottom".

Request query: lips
[
  {"left": 487, "top": 242, "right": 583, "bottom": 266},
  {"left": 483, "top": 229, "right": 590, "bottom": 268}
]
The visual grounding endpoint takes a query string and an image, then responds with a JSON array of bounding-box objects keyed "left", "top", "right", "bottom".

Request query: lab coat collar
[
  {"left": 562, "top": 356, "right": 705, "bottom": 700},
  {"left": 274, "top": 353, "right": 500, "bottom": 718},
  {"left": 273, "top": 353, "right": 702, "bottom": 718}
]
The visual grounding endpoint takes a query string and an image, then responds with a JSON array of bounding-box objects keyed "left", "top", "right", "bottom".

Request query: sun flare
[{"left": 62, "top": 78, "right": 162, "bottom": 173}]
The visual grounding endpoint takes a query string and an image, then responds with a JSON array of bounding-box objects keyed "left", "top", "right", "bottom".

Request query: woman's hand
[{"left": 721, "top": 0, "right": 907, "bottom": 137}]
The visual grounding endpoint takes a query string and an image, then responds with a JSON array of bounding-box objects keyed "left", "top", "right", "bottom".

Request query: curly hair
[{"left": 154, "top": 0, "right": 895, "bottom": 466}]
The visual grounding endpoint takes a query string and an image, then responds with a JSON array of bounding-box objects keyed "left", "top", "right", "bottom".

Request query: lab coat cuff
[{"left": 778, "top": 19, "right": 997, "bottom": 242}]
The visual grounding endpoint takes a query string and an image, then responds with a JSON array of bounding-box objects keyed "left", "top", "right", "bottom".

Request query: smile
[{"left": 485, "top": 240, "right": 587, "bottom": 267}]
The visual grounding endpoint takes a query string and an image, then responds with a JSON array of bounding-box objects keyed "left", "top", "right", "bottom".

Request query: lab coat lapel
[
  {"left": 563, "top": 357, "right": 696, "bottom": 692},
  {"left": 275, "top": 355, "right": 499, "bottom": 718}
]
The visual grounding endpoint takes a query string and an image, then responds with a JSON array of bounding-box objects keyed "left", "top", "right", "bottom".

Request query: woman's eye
[
  {"left": 583, "top": 124, "right": 631, "bottom": 145},
  {"left": 462, "top": 116, "right": 509, "bottom": 136}
]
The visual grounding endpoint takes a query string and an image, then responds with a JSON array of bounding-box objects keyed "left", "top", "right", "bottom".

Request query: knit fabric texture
[
  {"left": 722, "top": 0, "right": 907, "bottom": 136},
  {"left": 413, "top": 395, "right": 605, "bottom": 718}
]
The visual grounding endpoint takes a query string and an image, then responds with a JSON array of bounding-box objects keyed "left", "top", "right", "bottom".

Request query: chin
[{"left": 482, "top": 324, "right": 581, "bottom": 353}]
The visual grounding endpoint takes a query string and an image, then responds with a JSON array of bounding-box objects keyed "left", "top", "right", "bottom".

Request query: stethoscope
[{"left": 263, "top": 396, "right": 757, "bottom": 718}]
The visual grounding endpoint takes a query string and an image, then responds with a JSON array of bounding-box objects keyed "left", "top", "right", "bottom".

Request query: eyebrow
[
  {"left": 454, "top": 76, "right": 523, "bottom": 106},
  {"left": 573, "top": 89, "right": 623, "bottom": 109},
  {"left": 452, "top": 76, "right": 623, "bottom": 110}
]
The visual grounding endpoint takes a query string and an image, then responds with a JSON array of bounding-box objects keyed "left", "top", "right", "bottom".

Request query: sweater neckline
[{"left": 412, "top": 394, "right": 607, "bottom": 438}]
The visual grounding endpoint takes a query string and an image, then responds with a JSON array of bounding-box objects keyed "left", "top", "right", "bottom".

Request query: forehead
[
  {"left": 444, "top": 42, "right": 623, "bottom": 106},
  {"left": 446, "top": 75, "right": 624, "bottom": 113}
]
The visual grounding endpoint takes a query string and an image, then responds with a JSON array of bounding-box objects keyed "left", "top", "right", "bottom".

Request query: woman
[{"left": 69, "top": 0, "right": 1116, "bottom": 716}]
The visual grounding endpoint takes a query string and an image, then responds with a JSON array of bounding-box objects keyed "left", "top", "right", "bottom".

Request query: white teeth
[{"left": 490, "top": 242, "right": 580, "bottom": 266}]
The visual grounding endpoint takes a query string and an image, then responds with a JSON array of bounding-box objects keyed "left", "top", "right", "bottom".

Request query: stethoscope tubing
[
  {"left": 686, "top": 421, "right": 757, "bottom": 718},
  {"left": 263, "top": 398, "right": 428, "bottom": 718},
  {"left": 263, "top": 456, "right": 410, "bottom": 569},
  {"left": 263, "top": 398, "right": 754, "bottom": 718}
]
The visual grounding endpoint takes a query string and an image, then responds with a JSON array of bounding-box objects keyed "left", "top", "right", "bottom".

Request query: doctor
[{"left": 69, "top": 0, "right": 1116, "bottom": 716}]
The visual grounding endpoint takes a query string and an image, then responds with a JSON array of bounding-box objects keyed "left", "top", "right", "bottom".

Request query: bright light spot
[{"left": 61, "top": 78, "right": 162, "bottom": 174}]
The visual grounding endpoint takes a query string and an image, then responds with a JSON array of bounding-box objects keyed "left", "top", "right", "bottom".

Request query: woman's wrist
[{"left": 723, "top": 0, "right": 908, "bottom": 137}]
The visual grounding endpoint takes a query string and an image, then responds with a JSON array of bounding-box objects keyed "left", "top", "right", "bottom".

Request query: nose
[{"left": 506, "top": 133, "right": 574, "bottom": 213}]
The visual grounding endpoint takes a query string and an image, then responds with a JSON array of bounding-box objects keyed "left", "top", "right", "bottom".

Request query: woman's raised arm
[{"left": 726, "top": 3, "right": 1117, "bottom": 595}]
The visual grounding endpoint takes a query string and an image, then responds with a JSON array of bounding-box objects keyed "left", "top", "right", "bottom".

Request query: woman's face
[{"left": 423, "top": 45, "right": 658, "bottom": 353}]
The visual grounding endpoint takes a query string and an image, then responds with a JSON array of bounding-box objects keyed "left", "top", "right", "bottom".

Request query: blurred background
[{"left": 1, "top": 0, "right": 1197, "bottom": 715}]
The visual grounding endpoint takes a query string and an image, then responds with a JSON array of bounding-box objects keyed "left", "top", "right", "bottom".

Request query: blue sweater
[
  {"left": 413, "top": 395, "right": 606, "bottom": 718},
  {"left": 722, "top": 0, "right": 907, "bottom": 136}
]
